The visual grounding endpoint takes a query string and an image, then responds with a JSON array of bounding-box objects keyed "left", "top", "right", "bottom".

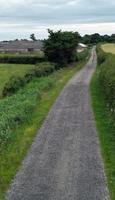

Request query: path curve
[{"left": 6, "top": 48, "right": 110, "bottom": 200}]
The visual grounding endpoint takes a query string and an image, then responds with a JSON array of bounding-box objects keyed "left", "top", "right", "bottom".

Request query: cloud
[{"left": 0, "top": 0, "right": 115, "bottom": 40}]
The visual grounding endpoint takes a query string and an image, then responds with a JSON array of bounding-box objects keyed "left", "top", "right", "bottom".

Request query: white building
[{"left": 77, "top": 43, "right": 87, "bottom": 52}]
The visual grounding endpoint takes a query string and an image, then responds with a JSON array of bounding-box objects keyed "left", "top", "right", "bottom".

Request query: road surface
[{"left": 6, "top": 48, "right": 110, "bottom": 200}]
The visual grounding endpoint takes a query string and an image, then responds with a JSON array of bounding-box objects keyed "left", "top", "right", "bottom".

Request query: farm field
[
  {"left": 101, "top": 43, "right": 115, "bottom": 54},
  {"left": 0, "top": 64, "right": 35, "bottom": 97}
]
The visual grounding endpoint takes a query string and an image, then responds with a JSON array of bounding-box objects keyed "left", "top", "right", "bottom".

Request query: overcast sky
[{"left": 0, "top": 0, "right": 115, "bottom": 40}]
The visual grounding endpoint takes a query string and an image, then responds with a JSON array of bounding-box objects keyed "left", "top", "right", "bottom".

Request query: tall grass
[{"left": 0, "top": 77, "right": 53, "bottom": 148}]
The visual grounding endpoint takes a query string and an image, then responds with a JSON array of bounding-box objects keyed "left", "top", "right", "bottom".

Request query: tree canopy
[{"left": 43, "top": 30, "right": 79, "bottom": 65}]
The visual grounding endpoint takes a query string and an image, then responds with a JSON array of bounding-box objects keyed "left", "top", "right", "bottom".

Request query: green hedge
[
  {"left": 0, "top": 54, "right": 45, "bottom": 64},
  {"left": 97, "top": 47, "right": 115, "bottom": 112},
  {"left": 2, "top": 62, "right": 56, "bottom": 97}
]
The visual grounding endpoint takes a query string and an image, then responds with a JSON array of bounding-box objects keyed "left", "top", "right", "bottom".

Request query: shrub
[
  {"left": 35, "top": 62, "right": 55, "bottom": 77},
  {"left": 2, "top": 76, "right": 25, "bottom": 97}
]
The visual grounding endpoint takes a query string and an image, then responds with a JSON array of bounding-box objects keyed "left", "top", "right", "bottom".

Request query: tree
[
  {"left": 30, "top": 34, "right": 37, "bottom": 41},
  {"left": 43, "top": 29, "right": 79, "bottom": 65},
  {"left": 82, "top": 34, "right": 91, "bottom": 44},
  {"left": 110, "top": 34, "right": 115, "bottom": 43}
]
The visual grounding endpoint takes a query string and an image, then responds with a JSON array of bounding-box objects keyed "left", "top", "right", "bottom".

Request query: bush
[{"left": 2, "top": 76, "right": 25, "bottom": 97}]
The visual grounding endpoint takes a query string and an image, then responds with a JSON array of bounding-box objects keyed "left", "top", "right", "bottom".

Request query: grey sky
[{"left": 0, "top": 0, "right": 115, "bottom": 40}]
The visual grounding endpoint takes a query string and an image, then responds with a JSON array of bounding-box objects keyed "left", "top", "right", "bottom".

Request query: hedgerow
[
  {"left": 0, "top": 54, "right": 45, "bottom": 64},
  {"left": 97, "top": 47, "right": 115, "bottom": 113}
]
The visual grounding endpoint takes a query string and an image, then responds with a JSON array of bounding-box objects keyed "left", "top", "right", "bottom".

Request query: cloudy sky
[{"left": 0, "top": 0, "right": 115, "bottom": 40}]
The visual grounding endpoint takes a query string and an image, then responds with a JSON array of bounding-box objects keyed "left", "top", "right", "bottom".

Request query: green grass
[
  {"left": 90, "top": 69, "right": 115, "bottom": 200},
  {"left": 101, "top": 43, "right": 115, "bottom": 54},
  {"left": 0, "top": 64, "right": 35, "bottom": 97},
  {"left": 0, "top": 60, "right": 86, "bottom": 200}
]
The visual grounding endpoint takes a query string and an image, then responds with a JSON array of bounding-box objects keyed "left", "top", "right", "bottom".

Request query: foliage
[
  {"left": 81, "top": 33, "right": 115, "bottom": 44},
  {"left": 2, "top": 62, "right": 56, "bottom": 97},
  {"left": 97, "top": 46, "right": 115, "bottom": 115},
  {"left": 77, "top": 48, "right": 90, "bottom": 61},
  {"left": 96, "top": 46, "right": 106, "bottom": 64},
  {"left": 2, "top": 76, "right": 25, "bottom": 97},
  {"left": 0, "top": 77, "right": 54, "bottom": 147},
  {"left": 90, "top": 65, "right": 115, "bottom": 200},
  {"left": 0, "top": 63, "right": 35, "bottom": 97},
  {"left": 43, "top": 29, "right": 79, "bottom": 65}
]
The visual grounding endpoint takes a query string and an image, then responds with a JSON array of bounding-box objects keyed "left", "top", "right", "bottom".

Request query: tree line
[{"left": 80, "top": 33, "right": 115, "bottom": 44}]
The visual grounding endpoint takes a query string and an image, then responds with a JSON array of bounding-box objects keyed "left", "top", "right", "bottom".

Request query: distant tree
[
  {"left": 82, "top": 34, "right": 91, "bottom": 44},
  {"left": 90, "top": 33, "right": 101, "bottom": 44},
  {"left": 30, "top": 34, "right": 37, "bottom": 41},
  {"left": 101, "top": 35, "right": 111, "bottom": 43},
  {"left": 110, "top": 34, "right": 115, "bottom": 43},
  {"left": 43, "top": 29, "right": 79, "bottom": 65}
]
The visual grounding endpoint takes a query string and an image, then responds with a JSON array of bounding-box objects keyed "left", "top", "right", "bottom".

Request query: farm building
[
  {"left": 0, "top": 40, "right": 43, "bottom": 53},
  {"left": 77, "top": 43, "right": 87, "bottom": 52}
]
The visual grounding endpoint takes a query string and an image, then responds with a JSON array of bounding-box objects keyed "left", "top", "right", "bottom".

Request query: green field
[
  {"left": 0, "top": 64, "right": 34, "bottom": 97},
  {"left": 101, "top": 43, "right": 115, "bottom": 54}
]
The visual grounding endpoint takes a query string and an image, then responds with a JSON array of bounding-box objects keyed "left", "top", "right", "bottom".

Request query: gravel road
[{"left": 6, "top": 48, "right": 110, "bottom": 200}]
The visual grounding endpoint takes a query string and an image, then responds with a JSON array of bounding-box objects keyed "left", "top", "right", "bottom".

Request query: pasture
[{"left": 101, "top": 43, "right": 115, "bottom": 54}]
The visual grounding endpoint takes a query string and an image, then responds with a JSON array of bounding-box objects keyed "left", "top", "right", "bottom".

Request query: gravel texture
[{"left": 6, "top": 48, "right": 110, "bottom": 200}]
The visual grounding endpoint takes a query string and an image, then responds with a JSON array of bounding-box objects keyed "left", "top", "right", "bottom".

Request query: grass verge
[
  {"left": 90, "top": 69, "right": 115, "bottom": 200},
  {"left": 0, "top": 61, "right": 85, "bottom": 200}
]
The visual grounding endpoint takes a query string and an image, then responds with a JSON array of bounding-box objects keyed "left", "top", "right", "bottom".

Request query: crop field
[
  {"left": 101, "top": 43, "right": 115, "bottom": 54},
  {"left": 0, "top": 64, "right": 34, "bottom": 97}
]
